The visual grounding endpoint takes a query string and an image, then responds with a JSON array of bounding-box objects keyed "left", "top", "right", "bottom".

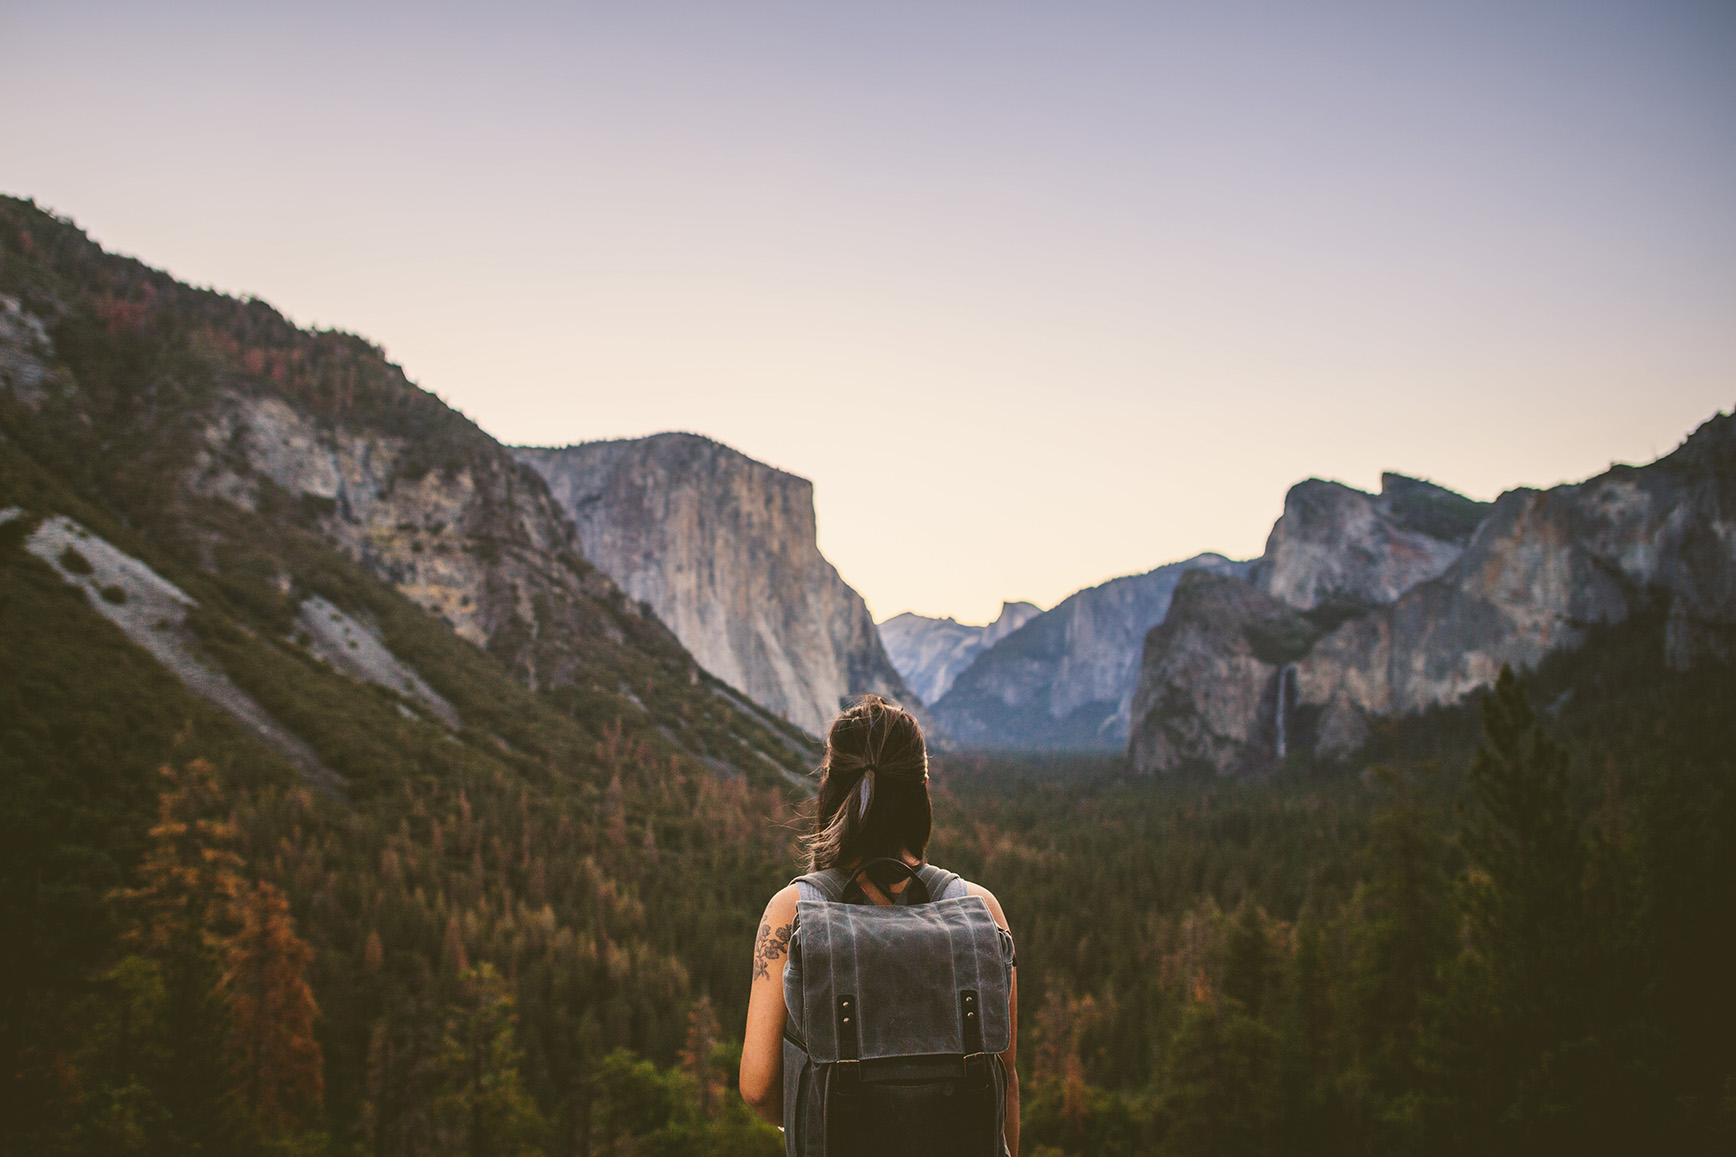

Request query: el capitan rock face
[
  {"left": 517, "top": 434, "right": 922, "bottom": 736},
  {"left": 932, "top": 554, "right": 1252, "bottom": 749},
  {"left": 1128, "top": 416, "right": 1736, "bottom": 775},
  {"left": 878, "top": 601, "right": 1042, "bottom": 706}
]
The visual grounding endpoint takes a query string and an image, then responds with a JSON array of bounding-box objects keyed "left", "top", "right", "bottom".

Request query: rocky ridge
[
  {"left": 517, "top": 435, "right": 924, "bottom": 737},
  {"left": 1128, "top": 423, "right": 1736, "bottom": 774},
  {"left": 878, "top": 601, "right": 1042, "bottom": 706}
]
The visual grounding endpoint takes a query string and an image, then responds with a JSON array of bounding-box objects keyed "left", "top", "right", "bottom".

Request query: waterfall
[{"left": 1274, "top": 664, "right": 1292, "bottom": 761}]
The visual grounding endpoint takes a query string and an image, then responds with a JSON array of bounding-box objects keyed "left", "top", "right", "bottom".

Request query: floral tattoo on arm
[{"left": 753, "top": 920, "right": 794, "bottom": 981}]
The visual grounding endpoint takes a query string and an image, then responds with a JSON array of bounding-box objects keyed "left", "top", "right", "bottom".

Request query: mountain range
[
  {"left": 1128, "top": 427, "right": 1736, "bottom": 774},
  {"left": 5, "top": 193, "right": 1729, "bottom": 785}
]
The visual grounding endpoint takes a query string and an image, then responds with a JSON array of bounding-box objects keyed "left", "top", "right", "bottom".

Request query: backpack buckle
[
  {"left": 962, "top": 1051, "right": 989, "bottom": 1087},
  {"left": 835, "top": 994, "right": 861, "bottom": 1095}
]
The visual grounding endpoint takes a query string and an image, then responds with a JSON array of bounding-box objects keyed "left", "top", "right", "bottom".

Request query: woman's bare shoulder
[
  {"left": 761, "top": 883, "right": 800, "bottom": 922},
  {"left": 962, "top": 880, "right": 1010, "bottom": 930}
]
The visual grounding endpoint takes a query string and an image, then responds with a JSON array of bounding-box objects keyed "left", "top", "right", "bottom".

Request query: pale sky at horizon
[{"left": 4, "top": 1, "right": 1733, "bottom": 624}]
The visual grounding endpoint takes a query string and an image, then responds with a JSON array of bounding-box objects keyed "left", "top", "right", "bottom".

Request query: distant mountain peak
[{"left": 879, "top": 600, "right": 1041, "bottom": 707}]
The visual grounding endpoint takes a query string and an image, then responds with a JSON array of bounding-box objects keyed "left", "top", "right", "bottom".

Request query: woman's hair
[{"left": 804, "top": 694, "right": 932, "bottom": 872}]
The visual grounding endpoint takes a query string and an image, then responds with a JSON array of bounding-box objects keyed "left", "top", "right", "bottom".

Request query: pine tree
[
  {"left": 678, "top": 995, "right": 721, "bottom": 1117},
  {"left": 108, "top": 760, "right": 249, "bottom": 1150},
  {"left": 1222, "top": 899, "right": 1272, "bottom": 1019},
  {"left": 1430, "top": 667, "right": 1585, "bottom": 1151},
  {"left": 217, "top": 878, "right": 323, "bottom": 1132},
  {"left": 1162, "top": 979, "right": 1277, "bottom": 1157},
  {"left": 113, "top": 760, "right": 244, "bottom": 958},
  {"left": 1353, "top": 768, "right": 1452, "bottom": 1125},
  {"left": 434, "top": 963, "right": 544, "bottom": 1156}
]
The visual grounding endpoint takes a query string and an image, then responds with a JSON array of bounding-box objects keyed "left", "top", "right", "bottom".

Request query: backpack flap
[{"left": 793, "top": 895, "right": 1011, "bottom": 1063}]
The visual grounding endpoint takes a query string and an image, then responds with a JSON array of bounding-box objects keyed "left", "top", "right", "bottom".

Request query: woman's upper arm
[{"left": 740, "top": 885, "right": 800, "bottom": 1107}]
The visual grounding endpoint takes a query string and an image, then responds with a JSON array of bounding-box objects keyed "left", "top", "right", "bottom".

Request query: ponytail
[{"left": 804, "top": 695, "right": 931, "bottom": 871}]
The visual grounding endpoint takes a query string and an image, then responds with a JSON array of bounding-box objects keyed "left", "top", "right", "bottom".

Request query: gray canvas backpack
[{"left": 781, "top": 859, "right": 1016, "bottom": 1157}]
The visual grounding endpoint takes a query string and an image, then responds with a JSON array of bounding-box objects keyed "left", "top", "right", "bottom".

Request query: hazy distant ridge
[
  {"left": 879, "top": 601, "right": 1042, "bottom": 706},
  {"left": 932, "top": 553, "right": 1252, "bottom": 749}
]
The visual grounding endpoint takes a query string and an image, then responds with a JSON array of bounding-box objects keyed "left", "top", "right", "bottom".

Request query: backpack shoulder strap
[
  {"left": 791, "top": 868, "right": 846, "bottom": 902},
  {"left": 916, "top": 863, "right": 963, "bottom": 902},
  {"left": 797, "top": 865, "right": 965, "bottom": 903}
]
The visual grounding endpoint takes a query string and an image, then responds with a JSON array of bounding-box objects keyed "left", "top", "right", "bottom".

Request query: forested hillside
[
  {"left": 2, "top": 196, "right": 1731, "bottom": 1156},
  {"left": 0, "top": 197, "right": 804, "bottom": 1154}
]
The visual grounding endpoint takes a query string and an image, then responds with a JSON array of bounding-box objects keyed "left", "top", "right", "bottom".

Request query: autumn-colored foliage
[
  {"left": 678, "top": 995, "right": 723, "bottom": 1117},
  {"left": 111, "top": 759, "right": 245, "bottom": 955},
  {"left": 219, "top": 878, "right": 323, "bottom": 1130}
]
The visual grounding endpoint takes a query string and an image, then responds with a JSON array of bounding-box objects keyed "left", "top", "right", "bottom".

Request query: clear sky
[{"left": 4, "top": 1, "right": 1733, "bottom": 624}]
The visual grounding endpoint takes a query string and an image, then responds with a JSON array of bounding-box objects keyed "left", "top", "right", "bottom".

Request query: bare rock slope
[{"left": 517, "top": 435, "right": 922, "bottom": 736}]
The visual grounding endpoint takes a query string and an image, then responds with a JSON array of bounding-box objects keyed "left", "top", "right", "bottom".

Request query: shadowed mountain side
[
  {"left": 517, "top": 435, "right": 930, "bottom": 739},
  {"left": 878, "top": 601, "right": 1042, "bottom": 706},
  {"left": 933, "top": 553, "right": 1252, "bottom": 749}
]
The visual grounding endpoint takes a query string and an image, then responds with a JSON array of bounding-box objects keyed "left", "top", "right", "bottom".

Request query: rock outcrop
[
  {"left": 1250, "top": 474, "right": 1488, "bottom": 611},
  {"left": 933, "top": 554, "right": 1251, "bottom": 749},
  {"left": 517, "top": 435, "right": 923, "bottom": 737},
  {"left": 1126, "top": 570, "right": 1317, "bottom": 776},
  {"left": 878, "top": 601, "right": 1042, "bottom": 706},
  {"left": 190, "top": 390, "right": 646, "bottom": 696},
  {"left": 1129, "top": 416, "right": 1736, "bottom": 774}
]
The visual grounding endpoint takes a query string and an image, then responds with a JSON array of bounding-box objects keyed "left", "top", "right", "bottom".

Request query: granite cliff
[
  {"left": 1126, "top": 569, "right": 1318, "bottom": 777},
  {"left": 1129, "top": 421, "right": 1736, "bottom": 774},
  {"left": 878, "top": 601, "right": 1042, "bottom": 706},
  {"left": 1250, "top": 473, "right": 1488, "bottom": 611},
  {"left": 933, "top": 553, "right": 1251, "bottom": 749},
  {"left": 517, "top": 435, "right": 923, "bottom": 737}
]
